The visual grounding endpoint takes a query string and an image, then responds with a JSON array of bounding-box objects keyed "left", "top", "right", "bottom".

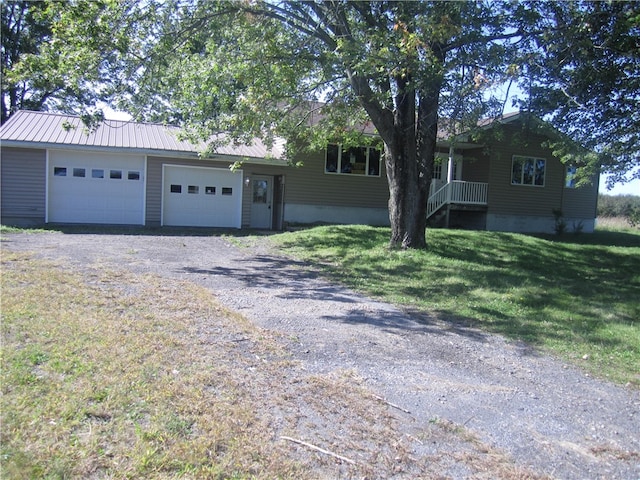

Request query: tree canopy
[
  {"left": 1, "top": 0, "right": 136, "bottom": 125},
  {"left": 4, "top": 0, "right": 638, "bottom": 246},
  {"left": 523, "top": 1, "right": 640, "bottom": 189},
  {"left": 115, "top": 0, "right": 547, "bottom": 247}
]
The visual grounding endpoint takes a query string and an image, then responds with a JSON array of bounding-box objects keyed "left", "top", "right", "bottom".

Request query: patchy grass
[
  {"left": 1, "top": 251, "right": 541, "bottom": 479},
  {"left": 271, "top": 226, "right": 640, "bottom": 387}
]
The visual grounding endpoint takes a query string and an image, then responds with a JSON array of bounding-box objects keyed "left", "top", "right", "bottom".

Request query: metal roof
[{"left": 0, "top": 110, "right": 285, "bottom": 161}]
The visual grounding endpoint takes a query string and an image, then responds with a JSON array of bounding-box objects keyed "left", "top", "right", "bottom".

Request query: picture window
[
  {"left": 54, "top": 167, "right": 67, "bottom": 177},
  {"left": 128, "top": 171, "right": 140, "bottom": 180},
  {"left": 110, "top": 170, "right": 122, "bottom": 179},
  {"left": 170, "top": 184, "right": 182, "bottom": 193},
  {"left": 73, "top": 168, "right": 86, "bottom": 178},
  {"left": 511, "top": 155, "right": 545, "bottom": 186},
  {"left": 325, "top": 144, "right": 381, "bottom": 177},
  {"left": 205, "top": 186, "right": 216, "bottom": 195},
  {"left": 188, "top": 185, "right": 199, "bottom": 194},
  {"left": 92, "top": 169, "right": 104, "bottom": 179},
  {"left": 221, "top": 187, "right": 233, "bottom": 195}
]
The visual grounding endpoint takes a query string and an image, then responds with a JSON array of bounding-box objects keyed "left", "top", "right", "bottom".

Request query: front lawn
[{"left": 271, "top": 226, "right": 640, "bottom": 386}]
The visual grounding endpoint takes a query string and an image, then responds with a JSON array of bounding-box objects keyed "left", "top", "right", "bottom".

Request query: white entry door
[{"left": 250, "top": 176, "right": 273, "bottom": 229}]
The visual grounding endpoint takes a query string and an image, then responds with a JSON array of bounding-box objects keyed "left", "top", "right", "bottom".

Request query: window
[
  {"left": 565, "top": 166, "right": 577, "bottom": 188},
  {"left": 221, "top": 187, "right": 233, "bottom": 195},
  {"left": 170, "top": 184, "right": 182, "bottom": 193},
  {"left": 512, "top": 155, "right": 545, "bottom": 186},
  {"left": 128, "top": 171, "right": 140, "bottom": 180},
  {"left": 205, "top": 186, "right": 216, "bottom": 195},
  {"left": 188, "top": 185, "right": 199, "bottom": 194},
  {"left": 253, "top": 180, "right": 268, "bottom": 203},
  {"left": 54, "top": 167, "right": 67, "bottom": 176},
  {"left": 325, "top": 144, "right": 381, "bottom": 177},
  {"left": 73, "top": 168, "right": 86, "bottom": 178},
  {"left": 110, "top": 170, "right": 122, "bottom": 179},
  {"left": 92, "top": 169, "right": 104, "bottom": 179}
]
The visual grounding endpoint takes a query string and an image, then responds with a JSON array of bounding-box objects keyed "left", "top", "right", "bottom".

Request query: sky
[
  {"left": 600, "top": 176, "right": 639, "bottom": 197},
  {"left": 103, "top": 106, "right": 638, "bottom": 197}
]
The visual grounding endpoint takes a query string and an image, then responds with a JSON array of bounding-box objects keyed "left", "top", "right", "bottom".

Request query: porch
[{"left": 427, "top": 180, "right": 488, "bottom": 225}]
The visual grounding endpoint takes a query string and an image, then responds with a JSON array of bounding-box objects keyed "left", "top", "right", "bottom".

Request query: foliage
[
  {"left": 525, "top": 1, "right": 640, "bottom": 188},
  {"left": 272, "top": 225, "right": 640, "bottom": 386},
  {"left": 1, "top": 1, "right": 49, "bottom": 123},
  {"left": 598, "top": 194, "right": 640, "bottom": 227},
  {"left": 101, "top": 1, "right": 563, "bottom": 248},
  {"left": 5, "top": 1, "right": 638, "bottom": 247},
  {"left": 1, "top": 0, "right": 137, "bottom": 125}
]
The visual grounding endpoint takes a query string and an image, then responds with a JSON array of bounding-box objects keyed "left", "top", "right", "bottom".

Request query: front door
[{"left": 250, "top": 175, "right": 273, "bottom": 229}]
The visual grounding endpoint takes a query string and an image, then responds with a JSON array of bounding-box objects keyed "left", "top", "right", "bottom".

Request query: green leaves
[
  {"left": 2, "top": 0, "right": 139, "bottom": 122},
  {"left": 525, "top": 1, "right": 640, "bottom": 187}
]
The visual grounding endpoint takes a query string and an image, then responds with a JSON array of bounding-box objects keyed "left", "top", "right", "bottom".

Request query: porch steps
[{"left": 426, "top": 181, "right": 488, "bottom": 219}]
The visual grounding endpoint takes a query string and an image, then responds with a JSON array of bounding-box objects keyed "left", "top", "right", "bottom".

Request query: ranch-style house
[{"left": 0, "top": 110, "right": 598, "bottom": 232}]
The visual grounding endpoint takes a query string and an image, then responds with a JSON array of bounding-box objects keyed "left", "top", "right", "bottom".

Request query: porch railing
[{"left": 427, "top": 181, "right": 488, "bottom": 219}]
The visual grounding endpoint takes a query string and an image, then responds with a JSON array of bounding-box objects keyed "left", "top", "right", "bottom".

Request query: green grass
[
  {"left": 2, "top": 251, "right": 540, "bottom": 479},
  {"left": 271, "top": 225, "right": 640, "bottom": 386}
]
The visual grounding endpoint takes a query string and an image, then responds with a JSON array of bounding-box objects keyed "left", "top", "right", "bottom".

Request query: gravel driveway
[{"left": 3, "top": 230, "right": 639, "bottom": 479}]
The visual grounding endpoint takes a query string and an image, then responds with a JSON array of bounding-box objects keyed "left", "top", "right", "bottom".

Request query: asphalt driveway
[{"left": 3, "top": 230, "right": 639, "bottom": 479}]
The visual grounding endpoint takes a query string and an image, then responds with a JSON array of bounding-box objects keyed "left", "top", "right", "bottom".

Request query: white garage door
[
  {"left": 162, "top": 165, "right": 243, "bottom": 228},
  {"left": 48, "top": 150, "right": 145, "bottom": 224}
]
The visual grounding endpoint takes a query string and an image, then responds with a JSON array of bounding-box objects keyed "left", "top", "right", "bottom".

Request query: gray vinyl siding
[
  {"left": 147, "top": 149, "right": 390, "bottom": 227},
  {"left": 561, "top": 176, "right": 599, "bottom": 219},
  {"left": 145, "top": 156, "right": 163, "bottom": 225},
  {"left": 487, "top": 127, "right": 565, "bottom": 217},
  {"left": 0, "top": 147, "right": 46, "bottom": 224},
  {"left": 284, "top": 148, "right": 389, "bottom": 208}
]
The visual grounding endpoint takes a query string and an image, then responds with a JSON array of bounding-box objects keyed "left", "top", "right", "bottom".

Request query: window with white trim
[
  {"left": 325, "top": 144, "right": 381, "bottom": 177},
  {"left": 512, "top": 155, "right": 545, "bottom": 186}
]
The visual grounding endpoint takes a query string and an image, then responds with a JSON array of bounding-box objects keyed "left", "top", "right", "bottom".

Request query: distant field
[
  {"left": 271, "top": 225, "right": 640, "bottom": 387},
  {"left": 597, "top": 216, "right": 638, "bottom": 231}
]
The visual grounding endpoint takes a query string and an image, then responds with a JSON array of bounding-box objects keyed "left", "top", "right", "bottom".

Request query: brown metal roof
[{"left": 0, "top": 110, "right": 285, "bottom": 161}]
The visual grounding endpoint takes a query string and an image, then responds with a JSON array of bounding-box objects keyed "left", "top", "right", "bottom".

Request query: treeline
[{"left": 598, "top": 194, "right": 640, "bottom": 226}]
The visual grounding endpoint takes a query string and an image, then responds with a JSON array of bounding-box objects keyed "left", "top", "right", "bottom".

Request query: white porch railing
[{"left": 426, "top": 181, "right": 488, "bottom": 219}]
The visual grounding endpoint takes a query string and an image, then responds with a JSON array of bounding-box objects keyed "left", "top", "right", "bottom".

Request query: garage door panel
[
  {"left": 48, "top": 151, "right": 145, "bottom": 225},
  {"left": 163, "top": 165, "right": 242, "bottom": 228}
]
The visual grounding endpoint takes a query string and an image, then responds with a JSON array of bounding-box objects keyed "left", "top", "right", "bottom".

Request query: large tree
[
  {"left": 9, "top": 1, "right": 637, "bottom": 246},
  {"left": 117, "top": 0, "right": 548, "bottom": 248},
  {"left": 1, "top": 0, "right": 135, "bottom": 125},
  {"left": 1, "top": 1, "right": 50, "bottom": 123}
]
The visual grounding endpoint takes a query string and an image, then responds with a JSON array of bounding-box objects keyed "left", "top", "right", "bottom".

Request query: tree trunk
[
  {"left": 383, "top": 79, "right": 440, "bottom": 249},
  {"left": 385, "top": 138, "right": 428, "bottom": 249}
]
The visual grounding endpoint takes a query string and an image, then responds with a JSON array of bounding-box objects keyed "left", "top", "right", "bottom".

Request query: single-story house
[{"left": 0, "top": 110, "right": 598, "bottom": 233}]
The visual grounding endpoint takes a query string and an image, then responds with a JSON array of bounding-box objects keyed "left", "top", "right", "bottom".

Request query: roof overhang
[{"left": 0, "top": 140, "right": 289, "bottom": 166}]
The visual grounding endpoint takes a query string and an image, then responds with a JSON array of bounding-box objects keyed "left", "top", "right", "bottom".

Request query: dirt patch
[{"left": 3, "top": 230, "right": 639, "bottom": 479}]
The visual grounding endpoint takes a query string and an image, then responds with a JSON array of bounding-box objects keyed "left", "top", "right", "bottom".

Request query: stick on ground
[{"left": 280, "top": 436, "right": 356, "bottom": 465}]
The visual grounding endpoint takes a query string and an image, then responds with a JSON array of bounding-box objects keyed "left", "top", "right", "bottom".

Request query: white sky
[{"left": 600, "top": 176, "right": 639, "bottom": 196}]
